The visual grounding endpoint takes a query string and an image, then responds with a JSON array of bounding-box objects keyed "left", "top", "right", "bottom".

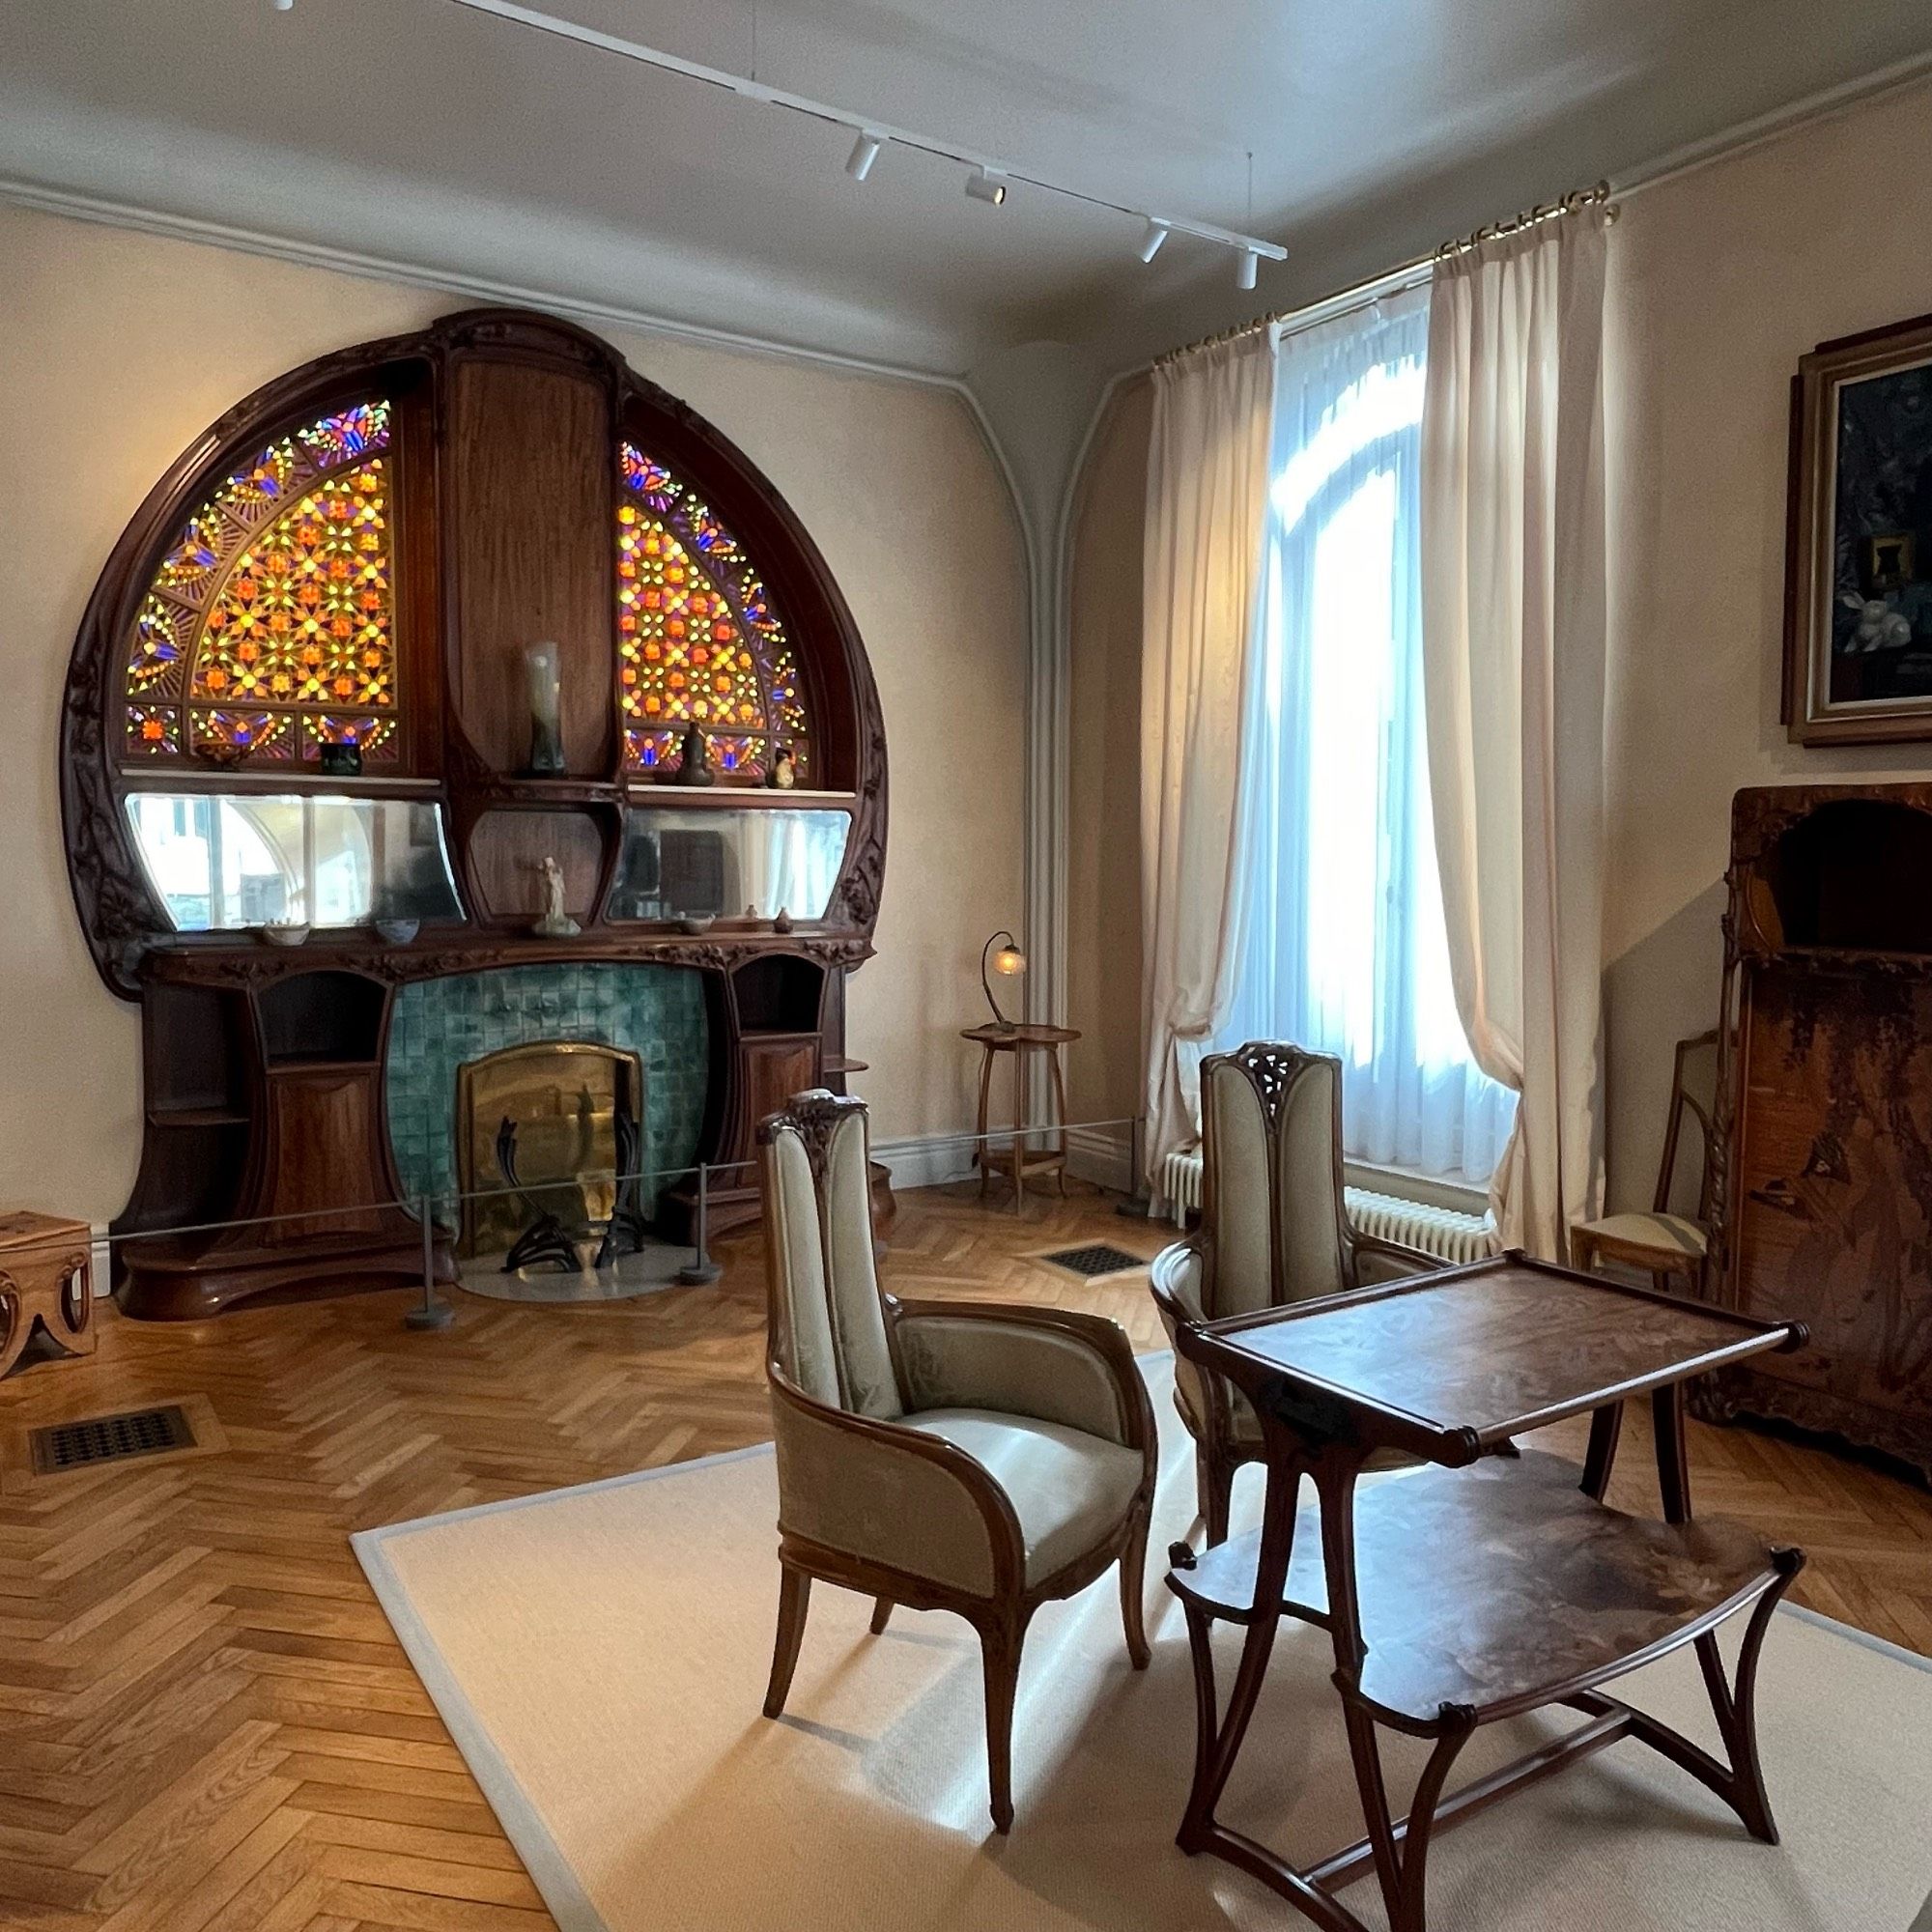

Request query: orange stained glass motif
[
  {"left": 617, "top": 441, "right": 810, "bottom": 780},
  {"left": 123, "top": 401, "right": 399, "bottom": 766}
]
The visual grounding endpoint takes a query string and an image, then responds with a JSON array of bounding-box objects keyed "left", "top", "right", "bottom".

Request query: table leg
[
  {"left": 1011, "top": 1046, "right": 1027, "bottom": 1213},
  {"left": 1580, "top": 1401, "right": 1624, "bottom": 1501},
  {"left": 975, "top": 1045, "right": 995, "bottom": 1201},
  {"left": 1178, "top": 1451, "right": 1301, "bottom": 1853},
  {"left": 1651, "top": 1380, "right": 1691, "bottom": 1524},
  {"left": 1048, "top": 1041, "right": 1070, "bottom": 1198}
]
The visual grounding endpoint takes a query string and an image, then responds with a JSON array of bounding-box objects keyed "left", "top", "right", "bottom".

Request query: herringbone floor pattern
[{"left": 0, "top": 1181, "right": 1926, "bottom": 1932}]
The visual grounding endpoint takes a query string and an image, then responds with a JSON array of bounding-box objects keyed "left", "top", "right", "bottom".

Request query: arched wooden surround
[{"left": 61, "top": 308, "right": 888, "bottom": 1317}]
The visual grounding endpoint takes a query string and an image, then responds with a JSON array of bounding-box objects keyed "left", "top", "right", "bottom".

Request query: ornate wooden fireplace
[{"left": 61, "top": 308, "right": 887, "bottom": 1319}]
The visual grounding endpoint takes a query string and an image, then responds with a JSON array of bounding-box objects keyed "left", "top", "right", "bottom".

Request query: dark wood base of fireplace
[{"left": 116, "top": 1225, "right": 457, "bottom": 1322}]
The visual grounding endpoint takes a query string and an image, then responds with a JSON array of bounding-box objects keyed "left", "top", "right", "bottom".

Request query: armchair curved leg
[
  {"left": 1119, "top": 1504, "right": 1151, "bottom": 1669},
  {"left": 979, "top": 1612, "right": 1028, "bottom": 1833},
  {"left": 868, "top": 1596, "right": 894, "bottom": 1635},
  {"left": 763, "top": 1564, "right": 811, "bottom": 1719}
]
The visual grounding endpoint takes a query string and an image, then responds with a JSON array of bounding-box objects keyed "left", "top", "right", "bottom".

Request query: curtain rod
[{"left": 1152, "top": 179, "right": 1615, "bottom": 369}]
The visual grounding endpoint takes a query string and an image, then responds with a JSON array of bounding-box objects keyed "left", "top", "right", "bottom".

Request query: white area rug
[{"left": 355, "top": 1360, "right": 1932, "bottom": 1932}]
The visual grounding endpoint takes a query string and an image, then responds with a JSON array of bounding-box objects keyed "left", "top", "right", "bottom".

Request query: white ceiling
[{"left": 3, "top": 0, "right": 1930, "bottom": 376}]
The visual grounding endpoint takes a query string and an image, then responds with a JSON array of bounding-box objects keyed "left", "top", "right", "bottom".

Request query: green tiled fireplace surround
[{"left": 385, "top": 963, "right": 709, "bottom": 1219}]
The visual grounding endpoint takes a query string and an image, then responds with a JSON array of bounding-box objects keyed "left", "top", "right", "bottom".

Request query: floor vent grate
[
  {"left": 1036, "top": 1242, "right": 1150, "bottom": 1281},
  {"left": 29, "top": 1405, "right": 197, "bottom": 1475}
]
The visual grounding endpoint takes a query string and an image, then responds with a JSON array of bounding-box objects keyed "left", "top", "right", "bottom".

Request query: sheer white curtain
[
  {"left": 1216, "top": 287, "right": 1516, "bottom": 1184},
  {"left": 1141, "top": 332, "right": 1279, "bottom": 1180},
  {"left": 1420, "top": 216, "right": 1608, "bottom": 1255}
]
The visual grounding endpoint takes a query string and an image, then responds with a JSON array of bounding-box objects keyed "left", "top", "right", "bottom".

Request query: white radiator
[{"left": 1158, "top": 1148, "right": 1496, "bottom": 1266}]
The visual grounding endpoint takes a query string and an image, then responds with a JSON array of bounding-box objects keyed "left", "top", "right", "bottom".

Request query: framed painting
[{"left": 1784, "top": 310, "right": 1932, "bottom": 745}]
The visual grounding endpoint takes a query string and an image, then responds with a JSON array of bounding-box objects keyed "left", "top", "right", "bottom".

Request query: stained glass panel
[
  {"left": 122, "top": 401, "right": 398, "bottom": 767},
  {"left": 617, "top": 440, "right": 810, "bottom": 781},
  {"left": 124, "top": 706, "right": 181, "bottom": 757}
]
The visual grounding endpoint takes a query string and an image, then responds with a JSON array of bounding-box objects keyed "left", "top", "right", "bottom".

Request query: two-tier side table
[
  {"left": 961, "top": 1023, "right": 1080, "bottom": 1209},
  {"left": 1161, "top": 1252, "right": 1807, "bottom": 1932}
]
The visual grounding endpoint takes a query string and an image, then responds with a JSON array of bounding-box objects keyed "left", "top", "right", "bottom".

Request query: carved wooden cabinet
[
  {"left": 62, "top": 309, "right": 888, "bottom": 1317},
  {"left": 1701, "top": 784, "right": 1932, "bottom": 1479}
]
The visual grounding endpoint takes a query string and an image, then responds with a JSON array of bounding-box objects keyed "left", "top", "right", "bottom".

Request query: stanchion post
[
  {"left": 676, "top": 1163, "right": 724, "bottom": 1287},
  {"left": 1116, "top": 1113, "right": 1153, "bottom": 1217},
  {"left": 404, "top": 1192, "right": 456, "bottom": 1330}
]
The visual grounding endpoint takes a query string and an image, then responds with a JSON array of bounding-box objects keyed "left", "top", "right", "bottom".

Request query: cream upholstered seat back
[
  {"left": 1200, "top": 1043, "right": 1352, "bottom": 1317},
  {"left": 759, "top": 1090, "right": 901, "bottom": 1420}
]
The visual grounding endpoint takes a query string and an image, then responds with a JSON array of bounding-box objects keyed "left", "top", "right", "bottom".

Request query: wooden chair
[
  {"left": 1571, "top": 1030, "right": 1719, "bottom": 1293},
  {"left": 1148, "top": 1042, "right": 1437, "bottom": 1546},
  {"left": 757, "top": 1090, "right": 1156, "bottom": 1833}
]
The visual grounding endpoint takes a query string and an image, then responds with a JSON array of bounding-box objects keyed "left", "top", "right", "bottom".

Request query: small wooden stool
[
  {"left": 0, "top": 1212, "right": 96, "bottom": 1378},
  {"left": 962, "top": 1024, "right": 1080, "bottom": 1209}
]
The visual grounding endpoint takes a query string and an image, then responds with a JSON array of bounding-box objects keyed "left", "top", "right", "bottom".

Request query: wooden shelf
[
  {"left": 146, "top": 1106, "right": 249, "bottom": 1128},
  {"left": 1170, "top": 1451, "right": 1780, "bottom": 1727},
  {"left": 621, "top": 785, "right": 856, "bottom": 810}
]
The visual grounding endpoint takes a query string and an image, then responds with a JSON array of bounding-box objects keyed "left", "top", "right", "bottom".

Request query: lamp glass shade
[{"left": 991, "top": 945, "right": 1026, "bottom": 977}]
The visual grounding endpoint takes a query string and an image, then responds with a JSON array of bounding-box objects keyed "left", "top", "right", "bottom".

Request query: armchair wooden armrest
[
  {"left": 767, "top": 1368, "right": 1022, "bottom": 1603},
  {"left": 1350, "top": 1229, "right": 1444, "bottom": 1282},
  {"left": 887, "top": 1298, "right": 1155, "bottom": 1464}
]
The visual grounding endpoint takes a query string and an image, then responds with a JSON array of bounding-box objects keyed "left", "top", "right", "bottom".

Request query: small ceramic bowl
[
  {"left": 374, "top": 918, "right": 419, "bottom": 945},
  {"left": 259, "top": 922, "right": 310, "bottom": 948},
  {"left": 678, "top": 914, "right": 716, "bottom": 935}
]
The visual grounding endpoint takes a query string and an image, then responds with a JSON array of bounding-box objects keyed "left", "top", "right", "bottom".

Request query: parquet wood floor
[{"left": 0, "top": 1181, "right": 1927, "bottom": 1931}]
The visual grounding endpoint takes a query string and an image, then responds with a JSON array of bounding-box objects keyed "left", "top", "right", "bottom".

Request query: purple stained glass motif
[
  {"left": 123, "top": 400, "right": 397, "bottom": 768},
  {"left": 616, "top": 440, "right": 810, "bottom": 777}
]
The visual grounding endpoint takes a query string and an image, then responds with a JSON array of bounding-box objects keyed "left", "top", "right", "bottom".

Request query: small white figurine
[{"left": 534, "top": 855, "right": 581, "bottom": 938}]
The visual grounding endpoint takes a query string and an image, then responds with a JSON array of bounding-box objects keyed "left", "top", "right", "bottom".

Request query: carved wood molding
[
  {"left": 61, "top": 306, "right": 889, "bottom": 999},
  {"left": 1206, "top": 1040, "right": 1334, "bottom": 1135}
]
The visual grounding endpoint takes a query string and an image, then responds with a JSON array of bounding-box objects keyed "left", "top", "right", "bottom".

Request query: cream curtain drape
[
  {"left": 1140, "top": 331, "right": 1278, "bottom": 1183},
  {"left": 1420, "top": 215, "right": 1609, "bottom": 1258}
]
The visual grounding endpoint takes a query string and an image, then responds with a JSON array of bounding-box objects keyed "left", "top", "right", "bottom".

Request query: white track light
[
  {"left": 845, "top": 130, "right": 884, "bottom": 182},
  {"left": 445, "top": 2, "right": 1288, "bottom": 275},
  {"left": 273, "top": 0, "right": 294, "bottom": 11}
]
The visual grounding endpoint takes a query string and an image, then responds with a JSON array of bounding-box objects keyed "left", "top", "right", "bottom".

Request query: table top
[
  {"left": 1168, "top": 1449, "right": 1782, "bottom": 1726},
  {"left": 1185, "top": 1256, "right": 1804, "bottom": 1464},
  {"left": 959, "top": 1023, "right": 1081, "bottom": 1047},
  {"left": 0, "top": 1209, "right": 91, "bottom": 1253}
]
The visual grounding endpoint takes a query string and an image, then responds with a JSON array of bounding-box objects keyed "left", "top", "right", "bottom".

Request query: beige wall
[
  {"left": 1062, "top": 75, "right": 1932, "bottom": 1210},
  {"left": 0, "top": 204, "right": 1028, "bottom": 1224},
  {"left": 1065, "top": 377, "right": 1151, "bottom": 1135},
  {"left": 1602, "top": 77, "right": 1932, "bottom": 1207}
]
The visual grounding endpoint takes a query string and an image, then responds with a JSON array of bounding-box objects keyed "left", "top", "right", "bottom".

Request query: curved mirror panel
[
  {"left": 126, "top": 792, "right": 463, "bottom": 931},
  {"left": 609, "top": 808, "right": 849, "bottom": 922}
]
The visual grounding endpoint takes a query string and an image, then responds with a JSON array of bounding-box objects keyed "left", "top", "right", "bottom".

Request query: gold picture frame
[{"left": 1783, "top": 310, "right": 1932, "bottom": 745}]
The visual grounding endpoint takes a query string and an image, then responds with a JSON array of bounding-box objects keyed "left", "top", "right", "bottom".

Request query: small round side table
[{"left": 960, "top": 1023, "right": 1080, "bottom": 1209}]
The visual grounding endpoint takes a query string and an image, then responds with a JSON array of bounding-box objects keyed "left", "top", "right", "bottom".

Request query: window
[
  {"left": 1217, "top": 290, "right": 1515, "bottom": 1183},
  {"left": 617, "top": 441, "right": 810, "bottom": 780},
  {"left": 124, "top": 402, "right": 399, "bottom": 767}
]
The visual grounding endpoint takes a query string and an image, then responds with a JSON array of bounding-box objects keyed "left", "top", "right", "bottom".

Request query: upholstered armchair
[
  {"left": 757, "top": 1090, "right": 1157, "bottom": 1833},
  {"left": 1149, "top": 1042, "right": 1438, "bottom": 1545}
]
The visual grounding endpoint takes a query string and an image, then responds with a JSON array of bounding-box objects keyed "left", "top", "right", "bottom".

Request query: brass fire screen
[{"left": 454, "top": 1041, "right": 645, "bottom": 1260}]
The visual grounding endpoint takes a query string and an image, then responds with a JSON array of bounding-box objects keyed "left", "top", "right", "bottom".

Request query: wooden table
[
  {"left": 1162, "top": 1253, "right": 1806, "bottom": 1932},
  {"left": 961, "top": 1023, "right": 1079, "bottom": 1209},
  {"left": 0, "top": 1211, "right": 96, "bottom": 1378}
]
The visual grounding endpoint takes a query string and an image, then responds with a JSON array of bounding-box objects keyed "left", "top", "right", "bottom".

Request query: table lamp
[{"left": 980, "top": 930, "right": 1026, "bottom": 1032}]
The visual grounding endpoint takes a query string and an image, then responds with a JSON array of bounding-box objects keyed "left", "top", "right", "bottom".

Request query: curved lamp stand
[{"left": 980, "top": 930, "right": 1027, "bottom": 1033}]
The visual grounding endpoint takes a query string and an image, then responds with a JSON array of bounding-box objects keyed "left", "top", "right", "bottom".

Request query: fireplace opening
[{"left": 455, "top": 1041, "right": 645, "bottom": 1263}]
